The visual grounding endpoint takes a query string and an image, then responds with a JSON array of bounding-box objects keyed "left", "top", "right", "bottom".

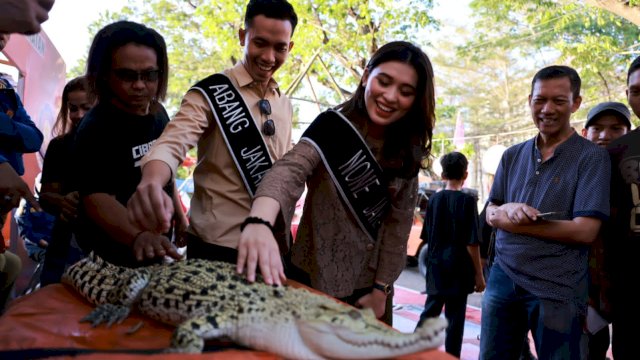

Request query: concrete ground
[
  {"left": 392, "top": 266, "right": 483, "bottom": 359},
  {"left": 394, "top": 266, "right": 614, "bottom": 360}
]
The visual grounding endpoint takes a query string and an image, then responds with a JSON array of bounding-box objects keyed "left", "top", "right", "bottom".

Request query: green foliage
[
  {"left": 432, "top": 0, "right": 640, "bottom": 146},
  {"left": 68, "top": 58, "right": 86, "bottom": 79},
  {"left": 70, "top": 0, "right": 640, "bottom": 163},
  {"left": 431, "top": 133, "right": 475, "bottom": 160},
  {"left": 176, "top": 165, "right": 190, "bottom": 179},
  {"left": 175, "top": 147, "right": 198, "bottom": 180},
  {"left": 465, "top": 0, "right": 639, "bottom": 106},
  {"left": 79, "top": 0, "right": 437, "bottom": 113}
]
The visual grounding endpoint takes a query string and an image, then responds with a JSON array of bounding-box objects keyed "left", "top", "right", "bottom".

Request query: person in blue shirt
[
  {"left": 0, "top": 32, "right": 43, "bottom": 313},
  {"left": 0, "top": 36, "right": 44, "bottom": 177},
  {"left": 479, "top": 65, "right": 610, "bottom": 360},
  {"left": 0, "top": 32, "right": 43, "bottom": 212}
]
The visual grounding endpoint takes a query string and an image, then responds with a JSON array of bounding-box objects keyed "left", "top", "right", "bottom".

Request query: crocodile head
[{"left": 296, "top": 302, "right": 447, "bottom": 359}]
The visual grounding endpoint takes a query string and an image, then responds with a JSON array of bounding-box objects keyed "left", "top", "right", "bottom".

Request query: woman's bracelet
[{"left": 240, "top": 216, "right": 274, "bottom": 234}]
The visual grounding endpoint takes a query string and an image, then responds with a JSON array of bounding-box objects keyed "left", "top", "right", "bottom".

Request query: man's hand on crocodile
[
  {"left": 133, "top": 231, "right": 182, "bottom": 261},
  {"left": 237, "top": 223, "right": 286, "bottom": 286},
  {"left": 128, "top": 178, "right": 174, "bottom": 234}
]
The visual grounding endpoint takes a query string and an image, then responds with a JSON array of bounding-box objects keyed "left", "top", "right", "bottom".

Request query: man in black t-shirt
[
  {"left": 73, "top": 21, "right": 184, "bottom": 267},
  {"left": 608, "top": 55, "right": 640, "bottom": 360}
]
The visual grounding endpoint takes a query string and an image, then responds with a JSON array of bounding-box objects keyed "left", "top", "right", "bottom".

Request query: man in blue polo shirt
[{"left": 479, "top": 65, "right": 610, "bottom": 360}]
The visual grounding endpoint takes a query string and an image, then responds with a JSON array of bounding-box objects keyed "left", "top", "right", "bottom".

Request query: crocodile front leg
[
  {"left": 169, "top": 315, "right": 232, "bottom": 353},
  {"left": 108, "top": 267, "right": 152, "bottom": 306},
  {"left": 81, "top": 303, "right": 130, "bottom": 327},
  {"left": 80, "top": 268, "right": 151, "bottom": 328}
]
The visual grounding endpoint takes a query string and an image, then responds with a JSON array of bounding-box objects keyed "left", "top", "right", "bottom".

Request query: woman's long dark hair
[
  {"left": 337, "top": 41, "right": 435, "bottom": 179},
  {"left": 52, "top": 76, "right": 89, "bottom": 137}
]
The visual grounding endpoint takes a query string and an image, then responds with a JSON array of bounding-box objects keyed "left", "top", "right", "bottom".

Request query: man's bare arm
[{"left": 487, "top": 202, "right": 601, "bottom": 245}]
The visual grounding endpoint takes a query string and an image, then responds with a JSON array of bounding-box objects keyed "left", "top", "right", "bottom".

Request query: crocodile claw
[{"left": 81, "top": 304, "right": 131, "bottom": 328}]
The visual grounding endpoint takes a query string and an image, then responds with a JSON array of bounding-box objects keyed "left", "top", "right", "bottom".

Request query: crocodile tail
[{"left": 62, "top": 252, "right": 133, "bottom": 305}]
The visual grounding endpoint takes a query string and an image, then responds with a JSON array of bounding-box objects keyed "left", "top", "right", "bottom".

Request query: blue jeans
[{"left": 480, "top": 264, "right": 584, "bottom": 360}]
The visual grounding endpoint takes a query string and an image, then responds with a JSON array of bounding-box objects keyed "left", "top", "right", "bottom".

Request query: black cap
[{"left": 585, "top": 101, "right": 631, "bottom": 129}]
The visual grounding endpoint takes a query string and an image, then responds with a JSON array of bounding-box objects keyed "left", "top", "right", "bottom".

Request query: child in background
[{"left": 415, "top": 151, "right": 485, "bottom": 358}]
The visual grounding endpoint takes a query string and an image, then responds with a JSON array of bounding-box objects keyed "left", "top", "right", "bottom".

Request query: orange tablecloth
[{"left": 0, "top": 284, "right": 454, "bottom": 359}]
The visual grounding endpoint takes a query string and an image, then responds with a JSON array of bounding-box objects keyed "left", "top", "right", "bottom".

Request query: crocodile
[{"left": 62, "top": 253, "right": 447, "bottom": 359}]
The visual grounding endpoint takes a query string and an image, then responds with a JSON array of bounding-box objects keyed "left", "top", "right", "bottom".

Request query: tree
[
  {"left": 426, "top": 0, "right": 640, "bottom": 194},
  {"left": 79, "top": 0, "right": 437, "bottom": 114},
  {"left": 466, "top": 0, "right": 639, "bottom": 105},
  {"left": 586, "top": 0, "right": 640, "bottom": 26},
  {"left": 433, "top": 0, "right": 640, "bottom": 147}
]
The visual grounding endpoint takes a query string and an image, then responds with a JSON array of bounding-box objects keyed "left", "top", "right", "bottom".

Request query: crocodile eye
[{"left": 348, "top": 309, "right": 362, "bottom": 320}]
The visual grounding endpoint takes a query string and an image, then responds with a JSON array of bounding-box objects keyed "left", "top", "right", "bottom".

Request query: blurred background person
[
  {"left": 581, "top": 102, "right": 630, "bottom": 360},
  {"left": 0, "top": 32, "right": 43, "bottom": 312},
  {"left": 607, "top": 56, "right": 640, "bottom": 359},
  {"left": 38, "top": 76, "right": 93, "bottom": 285}
]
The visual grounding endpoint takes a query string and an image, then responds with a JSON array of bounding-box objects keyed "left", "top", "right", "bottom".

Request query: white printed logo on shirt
[{"left": 132, "top": 140, "right": 156, "bottom": 167}]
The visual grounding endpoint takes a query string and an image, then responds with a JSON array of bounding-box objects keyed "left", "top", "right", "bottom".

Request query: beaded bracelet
[{"left": 240, "top": 216, "right": 274, "bottom": 234}]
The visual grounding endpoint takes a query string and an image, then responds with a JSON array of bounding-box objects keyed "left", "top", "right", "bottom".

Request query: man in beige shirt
[{"left": 127, "top": 0, "right": 297, "bottom": 285}]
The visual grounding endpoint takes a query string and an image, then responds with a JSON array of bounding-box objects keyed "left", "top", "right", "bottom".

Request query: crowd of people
[
  {"left": 2, "top": 0, "right": 640, "bottom": 359},
  {"left": 473, "top": 63, "right": 640, "bottom": 360}
]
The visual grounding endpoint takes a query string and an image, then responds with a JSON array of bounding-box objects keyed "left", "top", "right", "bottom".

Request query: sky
[
  {"left": 42, "top": 0, "right": 471, "bottom": 73},
  {"left": 42, "top": 0, "right": 128, "bottom": 71}
]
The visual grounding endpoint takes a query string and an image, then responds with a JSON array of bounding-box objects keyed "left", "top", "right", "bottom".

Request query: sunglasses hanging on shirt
[{"left": 258, "top": 99, "right": 275, "bottom": 136}]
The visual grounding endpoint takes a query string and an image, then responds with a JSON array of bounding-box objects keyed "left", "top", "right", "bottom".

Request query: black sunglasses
[
  {"left": 112, "top": 68, "right": 161, "bottom": 83},
  {"left": 258, "top": 99, "right": 275, "bottom": 136}
]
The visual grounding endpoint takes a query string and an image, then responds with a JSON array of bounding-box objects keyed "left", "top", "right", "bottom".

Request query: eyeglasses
[
  {"left": 112, "top": 68, "right": 161, "bottom": 83},
  {"left": 258, "top": 99, "right": 275, "bottom": 136}
]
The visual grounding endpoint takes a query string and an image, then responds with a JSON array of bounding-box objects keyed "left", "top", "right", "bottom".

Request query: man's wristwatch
[{"left": 372, "top": 282, "right": 392, "bottom": 295}]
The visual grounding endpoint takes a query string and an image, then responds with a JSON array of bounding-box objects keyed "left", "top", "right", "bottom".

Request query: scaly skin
[{"left": 62, "top": 253, "right": 447, "bottom": 359}]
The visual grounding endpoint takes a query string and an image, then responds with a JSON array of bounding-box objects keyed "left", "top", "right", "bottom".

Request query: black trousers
[
  {"left": 417, "top": 293, "right": 468, "bottom": 358},
  {"left": 186, "top": 233, "right": 238, "bottom": 264}
]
